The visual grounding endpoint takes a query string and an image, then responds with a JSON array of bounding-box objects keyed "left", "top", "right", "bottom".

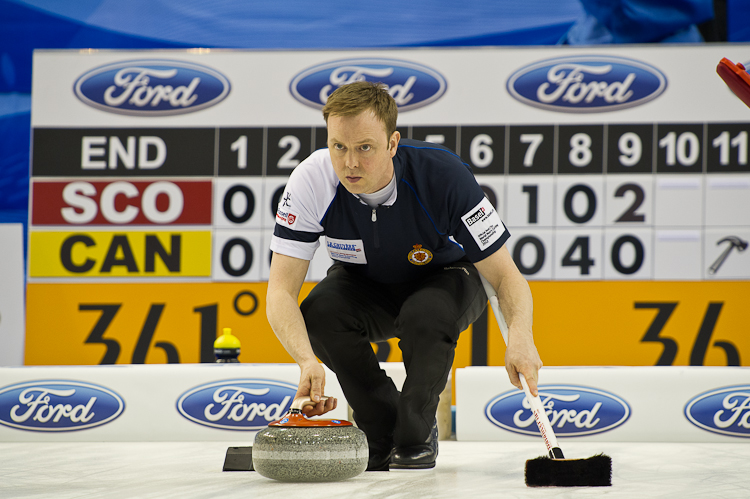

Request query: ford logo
[
  {"left": 290, "top": 58, "right": 447, "bottom": 112},
  {"left": 507, "top": 55, "right": 667, "bottom": 113},
  {"left": 176, "top": 379, "right": 295, "bottom": 430},
  {"left": 685, "top": 385, "right": 750, "bottom": 437},
  {"left": 485, "top": 385, "right": 630, "bottom": 437},
  {"left": 74, "top": 59, "right": 231, "bottom": 116},
  {"left": 0, "top": 380, "right": 125, "bottom": 432}
]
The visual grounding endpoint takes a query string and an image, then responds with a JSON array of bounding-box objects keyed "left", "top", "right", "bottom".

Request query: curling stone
[{"left": 252, "top": 396, "right": 368, "bottom": 482}]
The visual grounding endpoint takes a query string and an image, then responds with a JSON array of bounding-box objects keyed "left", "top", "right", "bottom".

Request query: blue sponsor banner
[
  {"left": 485, "top": 385, "right": 630, "bottom": 437},
  {"left": 290, "top": 58, "right": 447, "bottom": 111},
  {"left": 176, "top": 379, "right": 296, "bottom": 430},
  {"left": 0, "top": 380, "right": 125, "bottom": 432},
  {"left": 74, "top": 60, "right": 231, "bottom": 116},
  {"left": 685, "top": 385, "right": 750, "bottom": 438},
  {"left": 507, "top": 55, "right": 667, "bottom": 113}
]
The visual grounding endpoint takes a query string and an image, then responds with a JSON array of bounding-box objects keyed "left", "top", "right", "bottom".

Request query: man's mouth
[{"left": 346, "top": 176, "right": 362, "bottom": 183}]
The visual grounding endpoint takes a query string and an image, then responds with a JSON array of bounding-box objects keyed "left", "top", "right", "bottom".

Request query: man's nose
[{"left": 345, "top": 151, "right": 357, "bottom": 168}]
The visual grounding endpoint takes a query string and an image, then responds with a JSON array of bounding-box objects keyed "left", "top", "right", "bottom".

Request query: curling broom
[
  {"left": 479, "top": 275, "right": 612, "bottom": 487},
  {"left": 716, "top": 57, "right": 750, "bottom": 109}
]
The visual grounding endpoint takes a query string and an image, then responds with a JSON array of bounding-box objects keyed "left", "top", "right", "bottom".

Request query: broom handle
[{"left": 480, "top": 275, "right": 564, "bottom": 459}]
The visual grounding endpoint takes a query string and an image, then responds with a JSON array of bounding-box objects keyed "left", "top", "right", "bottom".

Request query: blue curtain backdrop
[{"left": 0, "top": 0, "right": 739, "bottom": 250}]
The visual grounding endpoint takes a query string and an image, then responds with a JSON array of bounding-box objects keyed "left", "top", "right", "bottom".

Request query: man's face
[{"left": 327, "top": 110, "right": 400, "bottom": 195}]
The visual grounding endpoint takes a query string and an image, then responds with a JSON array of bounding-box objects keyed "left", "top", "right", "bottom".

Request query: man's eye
[
  {"left": 360, "top": 145, "right": 371, "bottom": 152},
  {"left": 334, "top": 144, "right": 344, "bottom": 150}
]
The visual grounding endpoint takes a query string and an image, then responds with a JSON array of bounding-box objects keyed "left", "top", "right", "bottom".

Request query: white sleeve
[{"left": 269, "top": 149, "right": 339, "bottom": 261}]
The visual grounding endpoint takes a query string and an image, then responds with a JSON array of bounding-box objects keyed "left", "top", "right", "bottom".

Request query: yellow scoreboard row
[
  {"left": 25, "top": 281, "right": 749, "bottom": 368},
  {"left": 30, "top": 231, "right": 211, "bottom": 277}
]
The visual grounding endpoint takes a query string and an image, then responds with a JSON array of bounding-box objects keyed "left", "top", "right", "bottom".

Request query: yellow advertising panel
[
  {"left": 479, "top": 281, "right": 750, "bottom": 368},
  {"left": 25, "top": 282, "right": 301, "bottom": 365},
  {"left": 29, "top": 230, "right": 212, "bottom": 277},
  {"left": 26, "top": 281, "right": 749, "bottom": 368}
]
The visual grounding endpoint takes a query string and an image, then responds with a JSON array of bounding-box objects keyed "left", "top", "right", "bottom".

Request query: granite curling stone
[{"left": 252, "top": 396, "right": 368, "bottom": 482}]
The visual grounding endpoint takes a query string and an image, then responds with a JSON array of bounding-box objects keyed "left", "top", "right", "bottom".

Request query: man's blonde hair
[{"left": 322, "top": 81, "right": 398, "bottom": 138}]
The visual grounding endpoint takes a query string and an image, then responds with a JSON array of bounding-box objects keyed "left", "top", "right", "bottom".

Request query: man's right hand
[{"left": 295, "top": 362, "right": 337, "bottom": 416}]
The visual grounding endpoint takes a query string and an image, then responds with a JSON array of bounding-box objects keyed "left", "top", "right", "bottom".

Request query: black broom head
[{"left": 525, "top": 453, "right": 612, "bottom": 487}]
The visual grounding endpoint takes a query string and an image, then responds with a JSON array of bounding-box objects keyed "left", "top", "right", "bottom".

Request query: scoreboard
[{"left": 25, "top": 45, "right": 750, "bottom": 367}]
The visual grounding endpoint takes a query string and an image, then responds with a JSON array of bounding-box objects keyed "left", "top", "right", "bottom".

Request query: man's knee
[
  {"left": 300, "top": 292, "right": 335, "bottom": 332},
  {"left": 396, "top": 298, "right": 461, "bottom": 344}
]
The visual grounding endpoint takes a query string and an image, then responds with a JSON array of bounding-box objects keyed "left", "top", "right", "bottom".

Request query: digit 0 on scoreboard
[
  {"left": 506, "top": 229, "right": 554, "bottom": 279},
  {"left": 212, "top": 230, "right": 263, "bottom": 281},
  {"left": 212, "top": 178, "right": 263, "bottom": 228}
]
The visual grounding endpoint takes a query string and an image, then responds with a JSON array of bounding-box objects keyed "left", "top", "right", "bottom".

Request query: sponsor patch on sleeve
[
  {"left": 461, "top": 197, "right": 504, "bottom": 250},
  {"left": 325, "top": 237, "right": 367, "bottom": 264}
]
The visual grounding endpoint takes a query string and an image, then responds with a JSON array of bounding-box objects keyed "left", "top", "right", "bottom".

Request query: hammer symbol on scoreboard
[{"left": 708, "top": 236, "right": 748, "bottom": 275}]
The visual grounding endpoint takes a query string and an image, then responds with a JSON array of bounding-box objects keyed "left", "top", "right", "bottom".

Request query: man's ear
[{"left": 389, "top": 130, "right": 401, "bottom": 157}]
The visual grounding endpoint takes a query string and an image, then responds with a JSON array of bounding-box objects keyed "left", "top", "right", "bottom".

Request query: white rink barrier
[
  {"left": 0, "top": 363, "right": 349, "bottom": 442},
  {"left": 4, "top": 364, "right": 748, "bottom": 442},
  {"left": 456, "top": 366, "right": 750, "bottom": 442}
]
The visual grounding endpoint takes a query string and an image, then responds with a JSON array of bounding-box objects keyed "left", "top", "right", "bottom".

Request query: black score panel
[
  {"left": 266, "top": 127, "right": 314, "bottom": 176},
  {"left": 32, "top": 128, "right": 215, "bottom": 177},
  {"left": 218, "top": 128, "right": 264, "bottom": 176},
  {"left": 706, "top": 123, "right": 750, "bottom": 173},
  {"left": 508, "top": 125, "right": 554, "bottom": 175},
  {"left": 557, "top": 125, "right": 604, "bottom": 174},
  {"left": 607, "top": 124, "right": 654, "bottom": 174},
  {"left": 656, "top": 123, "right": 704, "bottom": 174},
  {"left": 460, "top": 126, "right": 505, "bottom": 175},
  {"left": 314, "top": 126, "right": 328, "bottom": 152},
  {"left": 410, "top": 126, "right": 458, "bottom": 153}
]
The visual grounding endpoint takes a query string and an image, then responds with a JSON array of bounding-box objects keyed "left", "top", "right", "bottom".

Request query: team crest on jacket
[{"left": 408, "top": 244, "right": 433, "bottom": 265}]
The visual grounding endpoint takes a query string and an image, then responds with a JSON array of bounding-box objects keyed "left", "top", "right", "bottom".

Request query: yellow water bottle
[{"left": 214, "top": 328, "right": 241, "bottom": 363}]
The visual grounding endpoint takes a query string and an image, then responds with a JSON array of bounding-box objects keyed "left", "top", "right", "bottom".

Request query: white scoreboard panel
[{"left": 23, "top": 45, "right": 750, "bottom": 367}]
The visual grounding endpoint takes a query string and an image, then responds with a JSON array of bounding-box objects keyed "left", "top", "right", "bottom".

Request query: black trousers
[{"left": 300, "top": 259, "right": 487, "bottom": 449}]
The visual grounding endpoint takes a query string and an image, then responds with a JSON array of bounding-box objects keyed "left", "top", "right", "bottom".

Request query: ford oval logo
[
  {"left": 0, "top": 380, "right": 125, "bottom": 432},
  {"left": 74, "top": 59, "right": 231, "bottom": 116},
  {"left": 290, "top": 58, "right": 447, "bottom": 112},
  {"left": 176, "top": 379, "right": 295, "bottom": 430},
  {"left": 485, "top": 385, "right": 630, "bottom": 436},
  {"left": 507, "top": 55, "right": 667, "bottom": 113},
  {"left": 685, "top": 385, "right": 750, "bottom": 437}
]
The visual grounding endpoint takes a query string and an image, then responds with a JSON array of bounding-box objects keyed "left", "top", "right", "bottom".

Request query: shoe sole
[{"left": 389, "top": 463, "right": 436, "bottom": 471}]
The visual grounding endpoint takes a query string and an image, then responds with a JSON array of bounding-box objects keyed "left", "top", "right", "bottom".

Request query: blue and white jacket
[{"left": 270, "top": 139, "right": 509, "bottom": 284}]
